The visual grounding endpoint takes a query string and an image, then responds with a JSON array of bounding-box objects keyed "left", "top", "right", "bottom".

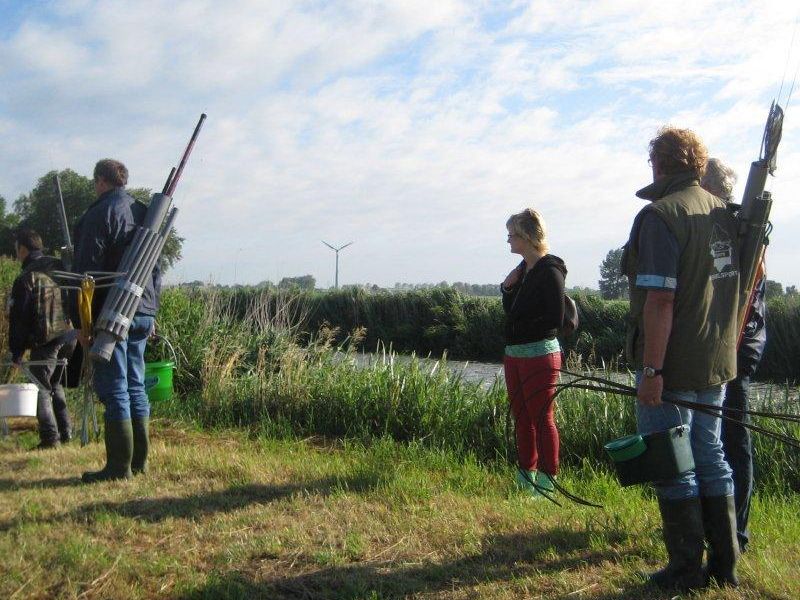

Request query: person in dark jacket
[
  {"left": 8, "top": 229, "right": 76, "bottom": 448},
  {"left": 72, "top": 159, "right": 160, "bottom": 483},
  {"left": 702, "top": 157, "right": 767, "bottom": 553},
  {"left": 501, "top": 208, "right": 566, "bottom": 498}
]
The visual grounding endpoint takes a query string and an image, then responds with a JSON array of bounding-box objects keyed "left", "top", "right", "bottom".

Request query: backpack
[
  {"left": 29, "top": 270, "right": 72, "bottom": 346},
  {"left": 561, "top": 295, "right": 579, "bottom": 337}
]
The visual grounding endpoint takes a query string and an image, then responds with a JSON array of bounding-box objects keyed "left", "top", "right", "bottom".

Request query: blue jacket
[{"left": 71, "top": 187, "right": 161, "bottom": 326}]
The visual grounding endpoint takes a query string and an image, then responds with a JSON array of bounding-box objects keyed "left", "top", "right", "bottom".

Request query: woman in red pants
[{"left": 501, "top": 208, "right": 567, "bottom": 497}]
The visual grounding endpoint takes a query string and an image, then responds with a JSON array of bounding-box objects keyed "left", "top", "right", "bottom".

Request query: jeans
[
  {"left": 93, "top": 314, "right": 154, "bottom": 422},
  {"left": 29, "top": 335, "right": 77, "bottom": 443},
  {"left": 504, "top": 352, "right": 561, "bottom": 474},
  {"left": 721, "top": 373, "right": 753, "bottom": 551},
  {"left": 636, "top": 374, "right": 733, "bottom": 501}
]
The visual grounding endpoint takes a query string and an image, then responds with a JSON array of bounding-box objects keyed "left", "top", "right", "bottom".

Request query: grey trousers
[{"left": 29, "top": 336, "right": 77, "bottom": 444}]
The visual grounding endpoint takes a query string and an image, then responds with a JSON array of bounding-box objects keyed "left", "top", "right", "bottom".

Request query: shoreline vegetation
[
  {"left": 1, "top": 256, "right": 799, "bottom": 597},
  {"left": 169, "top": 284, "right": 800, "bottom": 383}
]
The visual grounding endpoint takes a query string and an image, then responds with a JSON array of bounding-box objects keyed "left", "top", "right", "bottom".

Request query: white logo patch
[{"left": 709, "top": 224, "right": 737, "bottom": 282}]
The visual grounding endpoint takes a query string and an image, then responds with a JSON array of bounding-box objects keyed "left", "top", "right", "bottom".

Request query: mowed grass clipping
[{"left": 1, "top": 421, "right": 798, "bottom": 600}]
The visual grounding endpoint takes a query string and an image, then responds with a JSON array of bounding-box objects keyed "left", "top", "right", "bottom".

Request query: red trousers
[{"left": 504, "top": 352, "right": 561, "bottom": 474}]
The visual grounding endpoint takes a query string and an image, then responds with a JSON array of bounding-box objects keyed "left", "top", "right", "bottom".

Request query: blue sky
[{"left": 1, "top": 0, "right": 798, "bottom": 289}]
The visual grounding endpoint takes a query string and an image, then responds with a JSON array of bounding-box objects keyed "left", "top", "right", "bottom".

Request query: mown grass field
[
  {"left": 1, "top": 257, "right": 799, "bottom": 599},
  {"left": 2, "top": 420, "right": 799, "bottom": 600}
]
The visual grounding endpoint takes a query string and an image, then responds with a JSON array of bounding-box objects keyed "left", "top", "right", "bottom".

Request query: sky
[{"left": 1, "top": 0, "right": 799, "bottom": 289}]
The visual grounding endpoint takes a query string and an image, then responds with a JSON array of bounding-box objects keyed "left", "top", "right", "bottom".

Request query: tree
[
  {"left": 765, "top": 280, "right": 784, "bottom": 298},
  {"left": 0, "top": 195, "right": 21, "bottom": 256},
  {"left": 9, "top": 169, "right": 183, "bottom": 271},
  {"left": 786, "top": 285, "right": 797, "bottom": 297},
  {"left": 598, "top": 248, "right": 628, "bottom": 300},
  {"left": 278, "top": 275, "right": 316, "bottom": 291}
]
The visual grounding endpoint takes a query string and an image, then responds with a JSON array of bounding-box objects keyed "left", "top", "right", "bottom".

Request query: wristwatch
[{"left": 643, "top": 366, "right": 663, "bottom": 378}]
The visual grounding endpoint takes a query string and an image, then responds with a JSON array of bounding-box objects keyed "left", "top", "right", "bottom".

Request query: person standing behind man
[
  {"left": 623, "top": 127, "right": 741, "bottom": 590},
  {"left": 701, "top": 157, "right": 767, "bottom": 553},
  {"left": 8, "top": 228, "right": 76, "bottom": 449},
  {"left": 72, "top": 159, "right": 160, "bottom": 483}
]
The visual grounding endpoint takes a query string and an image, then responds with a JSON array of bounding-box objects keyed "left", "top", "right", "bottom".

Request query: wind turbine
[{"left": 322, "top": 240, "right": 353, "bottom": 289}]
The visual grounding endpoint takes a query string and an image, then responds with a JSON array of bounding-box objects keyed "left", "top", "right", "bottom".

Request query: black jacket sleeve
[
  {"left": 738, "top": 276, "right": 767, "bottom": 376},
  {"left": 8, "top": 274, "right": 34, "bottom": 362}
]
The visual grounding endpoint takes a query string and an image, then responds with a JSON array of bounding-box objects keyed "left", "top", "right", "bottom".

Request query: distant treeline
[{"left": 187, "top": 286, "right": 799, "bottom": 382}]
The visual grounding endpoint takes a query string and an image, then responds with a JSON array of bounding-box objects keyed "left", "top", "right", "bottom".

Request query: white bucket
[{"left": 0, "top": 383, "right": 39, "bottom": 417}]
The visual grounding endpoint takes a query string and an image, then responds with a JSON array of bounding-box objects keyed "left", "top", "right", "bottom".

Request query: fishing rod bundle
[
  {"left": 734, "top": 102, "right": 783, "bottom": 341},
  {"left": 89, "top": 114, "right": 206, "bottom": 363}
]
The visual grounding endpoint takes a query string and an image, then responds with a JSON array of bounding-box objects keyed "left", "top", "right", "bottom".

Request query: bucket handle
[
  {"left": 2, "top": 359, "right": 69, "bottom": 392},
  {"left": 150, "top": 334, "right": 178, "bottom": 367},
  {"left": 671, "top": 403, "right": 688, "bottom": 434}
]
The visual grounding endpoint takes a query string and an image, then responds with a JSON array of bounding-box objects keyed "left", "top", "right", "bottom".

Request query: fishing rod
[
  {"left": 544, "top": 373, "right": 800, "bottom": 451},
  {"left": 505, "top": 366, "right": 604, "bottom": 508},
  {"left": 504, "top": 364, "right": 799, "bottom": 502},
  {"left": 53, "top": 173, "right": 74, "bottom": 270}
]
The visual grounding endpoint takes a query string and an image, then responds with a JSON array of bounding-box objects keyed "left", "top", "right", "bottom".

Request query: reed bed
[{"left": 149, "top": 286, "right": 800, "bottom": 494}]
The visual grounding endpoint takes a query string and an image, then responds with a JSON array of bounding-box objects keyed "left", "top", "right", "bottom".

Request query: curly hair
[
  {"left": 649, "top": 126, "right": 708, "bottom": 178},
  {"left": 701, "top": 158, "right": 737, "bottom": 201},
  {"left": 506, "top": 208, "right": 549, "bottom": 253}
]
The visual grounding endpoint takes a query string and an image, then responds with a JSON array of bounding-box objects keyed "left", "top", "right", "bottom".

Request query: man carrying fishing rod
[
  {"left": 72, "top": 159, "right": 161, "bottom": 483},
  {"left": 69, "top": 114, "right": 205, "bottom": 482},
  {"left": 622, "top": 127, "right": 741, "bottom": 591}
]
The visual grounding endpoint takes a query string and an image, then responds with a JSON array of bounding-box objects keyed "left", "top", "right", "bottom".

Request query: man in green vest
[{"left": 622, "top": 127, "right": 741, "bottom": 591}]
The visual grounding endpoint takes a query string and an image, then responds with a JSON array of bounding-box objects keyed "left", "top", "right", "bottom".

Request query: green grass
[{"left": 1, "top": 422, "right": 798, "bottom": 599}]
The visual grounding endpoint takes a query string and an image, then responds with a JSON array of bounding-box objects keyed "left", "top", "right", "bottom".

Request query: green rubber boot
[
  {"left": 536, "top": 471, "right": 556, "bottom": 494},
  {"left": 81, "top": 419, "right": 133, "bottom": 484},
  {"left": 131, "top": 417, "right": 150, "bottom": 475},
  {"left": 649, "top": 496, "right": 705, "bottom": 591},
  {"left": 702, "top": 495, "right": 740, "bottom": 587},
  {"left": 515, "top": 468, "right": 538, "bottom": 495}
]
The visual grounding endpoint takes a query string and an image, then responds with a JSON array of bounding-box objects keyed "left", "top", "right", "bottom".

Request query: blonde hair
[
  {"left": 506, "top": 208, "right": 549, "bottom": 253},
  {"left": 649, "top": 126, "right": 708, "bottom": 178}
]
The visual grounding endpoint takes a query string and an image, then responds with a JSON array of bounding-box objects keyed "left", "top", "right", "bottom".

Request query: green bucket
[
  {"left": 144, "top": 361, "right": 175, "bottom": 401},
  {"left": 605, "top": 425, "right": 694, "bottom": 487},
  {"left": 604, "top": 434, "right": 647, "bottom": 462},
  {"left": 144, "top": 336, "right": 177, "bottom": 402}
]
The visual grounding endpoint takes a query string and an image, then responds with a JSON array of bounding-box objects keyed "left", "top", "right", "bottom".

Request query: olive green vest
[{"left": 623, "top": 173, "right": 740, "bottom": 390}]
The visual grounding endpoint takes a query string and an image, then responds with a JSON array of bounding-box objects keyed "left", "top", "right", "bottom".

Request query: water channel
[{"left": 355, "top": 352, "right": 799, "bottom": 408}]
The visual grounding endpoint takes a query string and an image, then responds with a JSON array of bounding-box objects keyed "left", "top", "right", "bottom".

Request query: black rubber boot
[
  {"left": 702, "top": 495, "right": 740, "bottom": 587},
  {"left": 81, "top": 419, "right": 133, "bottom": 483},
  {"left": 649, "top": 496, "right": 705, "bottom": 591},
  {"left": 131, "top": 417, "right": 150, "bottom": 475}
]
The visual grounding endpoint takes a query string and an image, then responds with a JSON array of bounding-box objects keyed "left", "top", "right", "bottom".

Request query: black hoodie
[{"left": 501, "top": 254, "right": 567, "bottom": 346}]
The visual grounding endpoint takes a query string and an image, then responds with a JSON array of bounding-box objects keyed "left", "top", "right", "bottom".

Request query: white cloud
[{"left": 0, "top": 0, "right": 798, "bottom": 289}]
